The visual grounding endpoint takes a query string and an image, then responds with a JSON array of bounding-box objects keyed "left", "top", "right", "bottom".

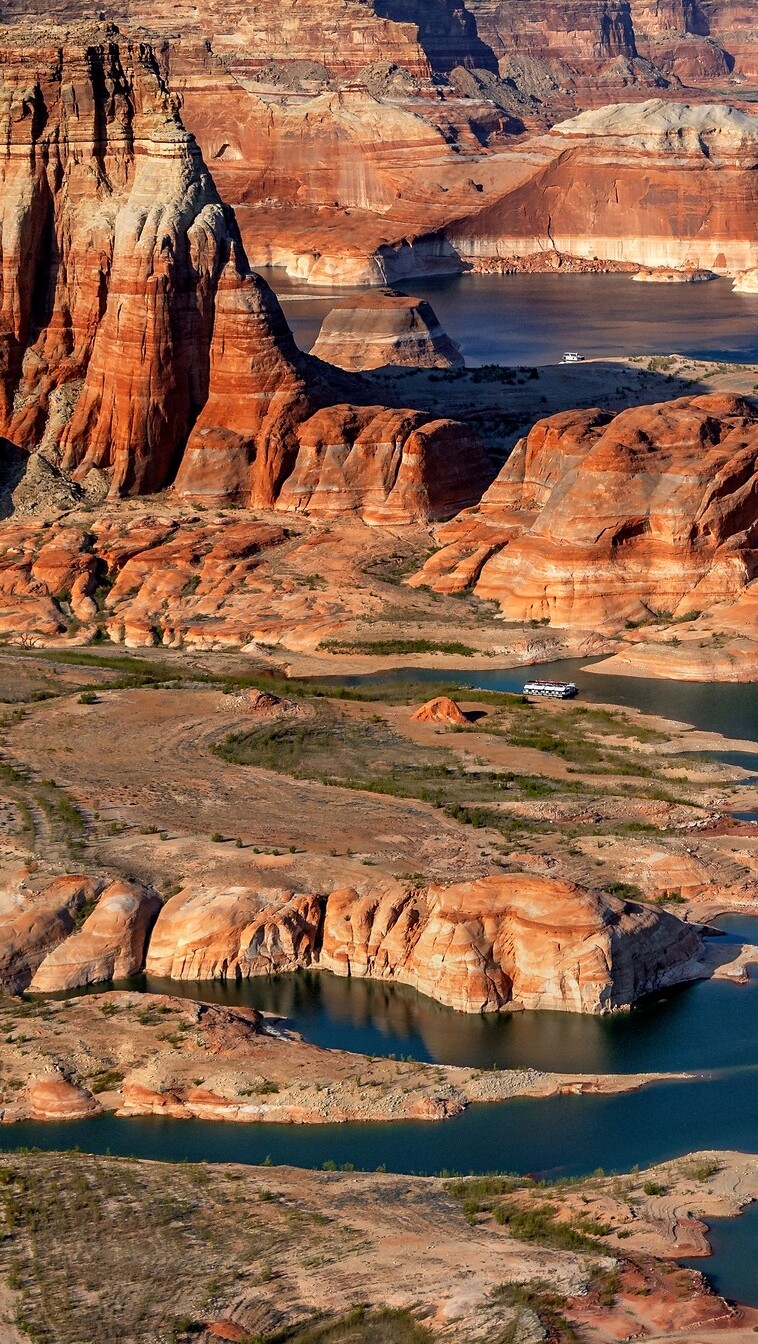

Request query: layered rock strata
[
  {"left": 0, "top": 35, "right": 488, "bottom": 520},
  {"left": 310, "top": 292, "right": 464, "bottom": 371},
  {"left": 465, "top": 0, "right": 736, "bottom": 84},
  {"left": 144, "top": 875, "right": 704, "bottom": 1013},
  {"left": 0, "top": 875, "right": 103, "bottom": 993},
  {"left": 30, "top": 880, "right": 161, "bottom": 992},
  {"left": 412, "top": 393, "right": 758, "bottom": 630},
  {"left": 448, "top": 100, "right": 758, "bottom": 275}
]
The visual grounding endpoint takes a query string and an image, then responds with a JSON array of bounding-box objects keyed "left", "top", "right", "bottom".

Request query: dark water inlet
[
  {"left": 681, "top": 1201, "right": 758, "bottom": 1307},
  {"left": 4, "top": 1070, "right": 758, "bottom": 1299}
]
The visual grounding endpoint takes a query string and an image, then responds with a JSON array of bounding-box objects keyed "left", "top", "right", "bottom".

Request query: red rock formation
[
  {"left": 24, "top": 1073, "right": 100, "bottom": 1120},
  {"left": 0, "top": 37, "right": 243, "bottom": 493},
  {"left": 411, "top": 695, "right": 470, "bottom": 724},
  {"left": 172, "top": 252, "right": 318, "bottom": 508},
  {"left": 0, "top": 511, "right": 376, "bottom": 650},
  {"left": 143, "top": 874, "right": 705, "bottom": 1013},
  {"left": 0, "top": 875, "right": 103, "bottom": 993},
  {"left": 468, "top": 0, "right": 638, "bottom": 70},
  {"left": 145, "top": 887, "right": 325, "bottom": 980},
  {"left": 10, "top": 0, "right": 495, "bottom": 80},
  {"left": 274, "top": 408, "right": 492, "bottom": 524},
  {"left": 0, "top": 34, "right": 487, "bottom": 519},
  {"left": 30, "top": 879, "right": 161, "bottom": 992},
  {"left": 415, "top": 394, "right": 758, "bottom": 631},
  {"left": 310, "top": 292, "right": 463, "bottom": 371},
  {"left": 465, "top": 0, "right": 735, "bottom": 85},
  {"left": 448, "top": 100, "right": 758, "bottom": 274}
]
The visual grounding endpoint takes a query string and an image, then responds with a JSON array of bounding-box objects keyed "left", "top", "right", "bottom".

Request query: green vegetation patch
[
  {"left": 211, "top": 706, "right": 574, "bottom": 815},
  {"left": 253, "top": 1306, "right": 434, "bottom": 1343},
  {"left": 318, "top": 639, "right": 478, "bottom": 657},
  {"left": 492, "top": 1200, "right": 607, "bottom": 1252}
]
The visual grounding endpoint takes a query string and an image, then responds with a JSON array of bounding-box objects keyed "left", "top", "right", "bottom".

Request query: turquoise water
[
  {"left": 0, "top": 1072, "right": 755, "bottom": 1180},
  {"left": 267, "top": 272, "right": 758, "bottom": 368}
]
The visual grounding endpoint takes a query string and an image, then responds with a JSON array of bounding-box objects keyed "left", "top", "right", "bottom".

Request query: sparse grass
[
  {"left": 605, "top": 881, "right": 643, "bottom": 902},
  {"left": 679, "top": 1159, "right": 720, "bottom": 1182},
  {"left": 255, "top": 1305, "right": 435, "bottom": 1342},
  {"left": 0, "top": 1152, "right": 355, "bottom": 1344},
  {"left": 211, "top": 706, "right": 579, "bottom": 820},
  {"left": 88, "top": 1069, "right": 125, "bottom": 1094},
  {"left": 492, "top": 1200, "right": 607, "bottom": 1252},
  {"left": 318, "top": 638, "right": 478, "bottom": 657}
]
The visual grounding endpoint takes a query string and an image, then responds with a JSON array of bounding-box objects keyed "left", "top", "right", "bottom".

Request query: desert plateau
[{"left": 1, "top": 0, "right": 758, "bottom": 1339}]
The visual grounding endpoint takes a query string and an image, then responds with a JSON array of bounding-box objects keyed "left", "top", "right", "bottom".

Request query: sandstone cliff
[
  {"left": 0, "top": 34, "right": 488, "bottom": 521},
  {"left": 144, "top": 875, "right": 705, "bottom": 1013},
  {"left": 448, "top": 100, "right": 758, "bottom": 274},
  {"left": 0, "top": 875, "right": 103, "bottom": 993},
  {"left": 413, "top": 393, "right": 758, "bottom": 630},
  {"left": 30, "top": 880, "right": 161, "bottom": 992}
]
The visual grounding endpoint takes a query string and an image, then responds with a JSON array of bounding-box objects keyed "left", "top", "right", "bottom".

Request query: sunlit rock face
[
  {"left": 414, "top": 394, "right": 758, "bottom": 631},
  {"left": 0, "top": 34, "right": 487, "bottom": 520},
  {"left": 144, "top": 875, "right": 705, "bottom": 1014},
  {"left": 311, "top": 292, "right": 464, "bottom": 372},
  {"left": 448, "top": 101, "right": 758, "bottom": 275}
]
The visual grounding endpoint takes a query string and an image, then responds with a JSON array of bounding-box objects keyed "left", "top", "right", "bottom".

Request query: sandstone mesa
[{"left": 310, "top": 292, "right": 464, "bottom": 372}]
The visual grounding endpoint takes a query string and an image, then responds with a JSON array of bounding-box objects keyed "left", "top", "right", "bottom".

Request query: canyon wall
[
  {"left": 448, "top": 100, "right": 758, "bottom": 274},
  {"left": 141, "top": 875, "right": 706, "bottom": 1013},
  {"left": 0, "top": 33, "right": 488, "bottom": 518},
  {"left": 3, "top": 867, "right": 705, "bottom": 1015}
]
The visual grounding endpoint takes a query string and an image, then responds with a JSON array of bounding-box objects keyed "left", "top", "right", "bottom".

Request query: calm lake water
[
  {"left": 141, "top": 918, "right": 758, "bottom": 1076},
  {"left": 682, "top": 1201, "right": 758, "bottom": 1307},
  {"left": 265, "top": 271, "right": 758, "bottom": 368}
]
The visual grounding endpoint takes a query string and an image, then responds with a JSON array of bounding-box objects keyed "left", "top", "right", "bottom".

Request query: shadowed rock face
[
  {"left": 468, "top": 0, "right": 638, "bottom": 68},
  {"left": 144, "top": 874, "right": 705, "bottom": 1013},
  {"left": 415, "top": 393, "right": 758, "bottom": 629},
  {"left": 0, "top": 34, "right": 489, "bottom": 521},
  {"left": 464, "top": 0, "right": 737, "bottom": 82},
  {"left": 311, "top": 292, "right": 464, "bottom": 371}
]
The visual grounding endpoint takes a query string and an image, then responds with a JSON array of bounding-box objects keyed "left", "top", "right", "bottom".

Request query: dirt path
[{"left": 5, "top": 688, "right": 497, "bottom": 885}]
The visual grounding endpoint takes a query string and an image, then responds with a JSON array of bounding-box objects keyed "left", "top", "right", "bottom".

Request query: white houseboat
[{"left": 522, "top": 680, "right": 578, "bottom": 699}]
